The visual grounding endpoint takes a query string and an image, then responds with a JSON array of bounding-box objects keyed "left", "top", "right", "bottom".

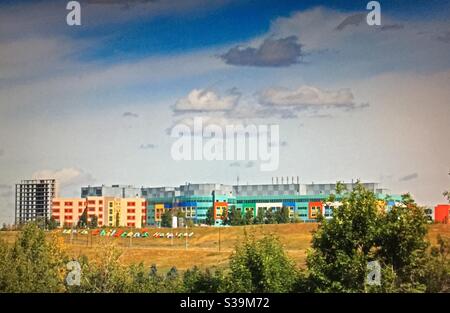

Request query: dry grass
[{"left": 1, "top": 223, "right": 449, "bottom": 271}]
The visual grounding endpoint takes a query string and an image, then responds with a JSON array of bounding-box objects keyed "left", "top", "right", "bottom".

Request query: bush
[
  {"left": 183, "top": 266, "right": 226, "bottom": 292},
  {"left": 228, "top": 232, "right": 297, "bottom": 292},
  {"left": 0, "top": 222, "right": 68, "bottom": 292}
]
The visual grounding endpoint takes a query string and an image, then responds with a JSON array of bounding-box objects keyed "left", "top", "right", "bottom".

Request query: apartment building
[
  {"left": 52, "top": 196, "right": 146, "bottom": 228},
  {"left": 15, "top": 179, "right": 57, "bottom": 224}
]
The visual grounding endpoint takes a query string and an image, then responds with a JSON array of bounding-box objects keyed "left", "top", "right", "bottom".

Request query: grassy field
[{"left": 1, "top": 223, "right": 449, "bottom": 272}]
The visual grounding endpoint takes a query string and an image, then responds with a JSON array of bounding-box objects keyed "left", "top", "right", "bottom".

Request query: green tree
[
  {"left": 161, "top": 210, "right": 172, "bottom": 228},
  {"left": 47, "top": 217, "right": 59, "bottom": 230},
  {"left": 89, "top": 215, "right": 98, "bottom": 228},
  {"left": 0, "top": 222, "right": 67, "bottom": 292},
  {"left": 254, "top": 207, "right": 265, "bottom": 224},
  {"left": 78, "top": 241, "right": 128, "bottom": 292},
  {"left": 228, "top": 208, "right": 243, "bottom": 226},
  {"left": 206, "top": 207, "right": 215, "bottom": 226},
  {"left": 78, "top": 209, "right": 88, "bottom": 228},
  {"left": 228, "top": 233, "right": 297, "bottom": 292},
  {"left": 264, "top": 209, "right": 276, "bottom": 224},
  {"left": 163, "top": 266, "right": 183, "bottom": 292},
  {"left": 275, "top": 207, "right": 290, "bottom": 224},
  {"left": 183, "top": 266, "right": 226, "bottom": 292},
  {"left": 305, "top": 182, "right": 385, "bottom": 292},
  {"left": 305, "top": 182, "right": 436, "bottom": 292},
  {"left": 374, "top": 194, "right": 429, "bottom": 291},
  {"left": 243, "top": 209, "right": 254, "bottom": 225}
]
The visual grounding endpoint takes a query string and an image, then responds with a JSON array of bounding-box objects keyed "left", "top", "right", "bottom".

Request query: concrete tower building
[{"left": 15, "top": 179, "right": 57, "bottom": 224}]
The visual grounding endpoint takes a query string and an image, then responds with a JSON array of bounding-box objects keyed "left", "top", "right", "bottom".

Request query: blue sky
[{"left": 0, "top": 0, "right": 450, "bottom": 224}]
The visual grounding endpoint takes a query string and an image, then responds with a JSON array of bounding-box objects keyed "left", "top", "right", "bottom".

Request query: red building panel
[
  {"left": 435, "top": 204, "right": 450, "bottom": 223},
  {"left": 308, "top": 201, "right": 323, "bottom": 220},
  {"left": 213, "top": 201, "right": 228, "bottom": 220}
]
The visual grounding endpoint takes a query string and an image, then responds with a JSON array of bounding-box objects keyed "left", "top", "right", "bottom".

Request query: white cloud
[
  {"left": 171, "top": 84, "right": 364, "bottom": 122},
  {"left": 32, "top": 168, "right": 95, "bottom": 191},
  {"left": 174, "top": 88, "right": 240, "bottom": 112},
  {"left": 258, "top": 85, "right": 356, "bottom": 108}
]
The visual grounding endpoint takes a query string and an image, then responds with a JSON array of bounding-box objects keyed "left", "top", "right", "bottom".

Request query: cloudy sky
[{"left": 1, "top": 0, "right": 450, "bottom": 224}]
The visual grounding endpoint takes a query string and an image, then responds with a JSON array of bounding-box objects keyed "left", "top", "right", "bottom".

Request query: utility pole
[
  {"left": 218, "top": 226, "right": 221, "bottom": 252},
  {"left": 185, "top": 224, "right": 188, "bottom": 250}
]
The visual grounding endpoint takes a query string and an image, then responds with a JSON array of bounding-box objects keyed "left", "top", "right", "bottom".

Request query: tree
[
  {"left": 164, "top": 266, "right": 183, "bottom": 292},
  {"left": 161, "top": 210, "right": 172, "bottom": 228},
  {"left": 47, "top": 217, "right": 59, "bottom": 230},
  {"left": 275, "top": 207, "right": 290, "bottom": 224},
  {"left": 305, "top": 182, "right": 435, "bottom": 292},
  {"left": 183, "top": 266, "right": 226, "bottom": 292},
  {"left": 78, "top": 241, "right": 128, "bottom": 292},
  {"left": 254, "top": 207, "right": 265, "bottom": 224},
  {"left": 228, "top": 208, "right": 243, "bottom": 226},
  {"left": 78, "top": 208, "right": 88, "bottom": 228},
  {"left": 305, "top": 182, "right": 379, "bottom": 292},
  {"left": 375, "top": 194, "right": 429, "bottom": 289},
  {"left": 421, "top": 235, "right": 450, "bottom": 292},
  {"left": 0, "top": 222, "right": 67, "bottom": 292},
  {"left": 89, "top": 215, "right": 98, "bottom": 228},
  {"left": 229, "top": 233, "right": 297, "bottom": 292},
  {"left": 264, "top": 209, "right": 276, "bottom": 224},
  {"left": 186, "top": 219, "right": 195, "bottom": 228},
  {"left": 243, "top": 209, "right": 254, "bottom": 225},
  {"left": 206, "top": 207, "right": 215, "bottom": 226}
]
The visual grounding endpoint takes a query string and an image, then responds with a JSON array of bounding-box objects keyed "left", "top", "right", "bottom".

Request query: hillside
[{"left": 1, "top": 223, "right": 449, "bottom": 271}]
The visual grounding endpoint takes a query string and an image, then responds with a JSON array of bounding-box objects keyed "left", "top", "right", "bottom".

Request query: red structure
[
  {"left": 434, "top": 204, "right": 450, "bottom": 223},
  {"left": 213, "top": 201, "right": 228, "bottom": 221},
  {"left": 308, "top": 201, "right": 323, "bottom": 220}
]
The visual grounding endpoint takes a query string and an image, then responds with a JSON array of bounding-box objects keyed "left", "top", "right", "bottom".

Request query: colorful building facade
[
  {"left": 52, "top": 196, "right": 146, "bottom": 228},
  {"left": 139, "top": 182, "right": 401, "bottom": 226},
  {"left": 77, "top": 182, "right": 402, "bottom": 227}
]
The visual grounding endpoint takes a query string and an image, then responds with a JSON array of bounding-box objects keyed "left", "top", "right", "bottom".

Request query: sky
[{"left": 1, "top": 0, "right": 450, "bottom": 224}]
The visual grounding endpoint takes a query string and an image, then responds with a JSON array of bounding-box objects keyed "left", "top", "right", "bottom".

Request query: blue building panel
[{"left": 178, "top": 201, "right": 197, "bottom": 207}]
